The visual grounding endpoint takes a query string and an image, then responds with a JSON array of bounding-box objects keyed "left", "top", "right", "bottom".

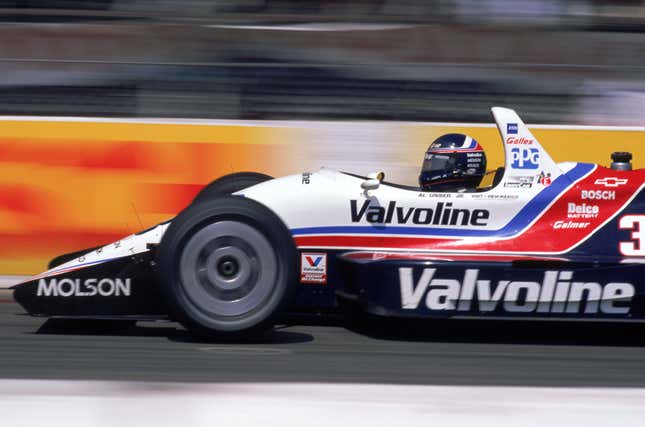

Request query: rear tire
[
  {"left": 155, "top": 196, "right": 297, "bottom": 338},
  {"left": 193, "top": 172, "right": 272, "bottom": 204}
]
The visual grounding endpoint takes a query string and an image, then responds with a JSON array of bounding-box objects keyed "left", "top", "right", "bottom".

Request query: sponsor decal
[
  {"left": 350, "top": 200, "right": 490, "bottom": 226},
  {"left": 537, "top": 171, "right": 552, "bottom": 186},
  {"left": 505, "top": 136, "right": 533, "bottom": 145},
  {"left": 581, "top": 190, "right": 615, "bottom": 200},
  {"left": 37, "top": 278, "right": 131, "bottom": 297},
  {"left": 595, "top": 177, "right": 627, "bottom": 188},
  {"left": 301, "top": 172, "right": 311, "bottom": 184},
  {"left": 553, "top": 220, "right": 590, "bottom": 229},
  {"left": 507, "top": 123, "right": 518, "bottom": 134},
  {"left": 399, "top": 268, "right": 634, "bottom": 314},
  {"left": 510, "top": 147, "right": 539, "bottom": 169},
  {"left": 567, "top": 203, "right": 599, "bottom": 219},
  {"left": 504, "top": 182, "right": 532, "bottom": 189},
  {"left": 300, "top": 252, "right": 327, "bottom": 284},
  {"left": 504, "top": 175, "right": 534, "bottom": 189},
  {"left": 466, "top": 153, "right": 483, "bottom": 168}
]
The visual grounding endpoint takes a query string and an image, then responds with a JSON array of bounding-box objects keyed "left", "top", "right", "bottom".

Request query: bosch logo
[
  {"left": 595, "top": 177, "right": 628, "bottom": 188},
  {"left": 510, "top": 147, "right": 539, "bottom": 169},
  {"left": 581, "top": 190, "right": 615, "bottom": 200}
]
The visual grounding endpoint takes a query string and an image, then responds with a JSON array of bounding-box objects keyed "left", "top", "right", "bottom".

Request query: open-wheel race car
[{"left": 13, "top": 107, "right": 645, "bottom": 337}]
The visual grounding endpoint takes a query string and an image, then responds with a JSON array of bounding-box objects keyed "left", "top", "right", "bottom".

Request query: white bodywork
[{"left": 29, "top": 223, "right": 170, "bottom": 281}]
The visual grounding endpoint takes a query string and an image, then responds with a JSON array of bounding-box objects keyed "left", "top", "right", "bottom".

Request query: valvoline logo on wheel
[{"left": 300, "top": 252, "right": 327, "bottom": 284}]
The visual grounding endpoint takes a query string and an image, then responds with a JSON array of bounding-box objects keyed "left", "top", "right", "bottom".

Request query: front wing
[{"left": 13, "top": 251, "right": 168, "bottom": 320}]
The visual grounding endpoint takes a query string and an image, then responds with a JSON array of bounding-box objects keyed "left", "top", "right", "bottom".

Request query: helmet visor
[{"left": 422, "top": 154, "right": 456, "bottom": 175}]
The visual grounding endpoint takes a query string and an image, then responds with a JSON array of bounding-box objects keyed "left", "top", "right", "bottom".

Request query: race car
[{"left": 12, "top": 107, "right": 645, "bottom": 337}]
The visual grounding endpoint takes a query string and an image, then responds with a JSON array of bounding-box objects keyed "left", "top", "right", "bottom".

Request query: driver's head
[{"left": 419, "top": 133, "right": 487, "bottom": 191}]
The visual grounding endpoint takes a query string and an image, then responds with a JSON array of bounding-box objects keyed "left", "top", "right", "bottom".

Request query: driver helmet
[{"left": 419, "top": 133, "right": 487, "bottom": 191}]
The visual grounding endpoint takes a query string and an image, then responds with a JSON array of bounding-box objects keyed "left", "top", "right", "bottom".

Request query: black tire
[
  {"left": 155, "top": 196, "right": 297, "bottom": 337},
  {"left": 193, "top": 172, "right": 272, "bottom": 204}
]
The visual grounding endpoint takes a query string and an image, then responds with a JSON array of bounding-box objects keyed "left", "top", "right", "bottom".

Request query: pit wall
[{"left": 1, "top": 117, "right": 644, "bottom": 274}]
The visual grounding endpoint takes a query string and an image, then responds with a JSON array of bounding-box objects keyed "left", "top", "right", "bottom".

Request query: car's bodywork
[{"left": 13, "top": 107, "right": 645, "bottom": 323}]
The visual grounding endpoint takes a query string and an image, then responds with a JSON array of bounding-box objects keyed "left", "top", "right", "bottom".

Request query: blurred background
[
  {"left": 1, "top": 0, "right": 645, "bottom": 125},
  {"left": 5, "top": 0, "right": 645, "bottom": 274}
]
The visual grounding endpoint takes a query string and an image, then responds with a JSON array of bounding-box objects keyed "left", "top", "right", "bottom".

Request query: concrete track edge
[{"left": 0, "top": 380, "right": 643, "bottom": 427}]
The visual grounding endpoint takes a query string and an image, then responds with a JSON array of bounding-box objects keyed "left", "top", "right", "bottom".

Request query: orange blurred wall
[{"left": 0, "top": 118, "right": 299, "bottom": 274}]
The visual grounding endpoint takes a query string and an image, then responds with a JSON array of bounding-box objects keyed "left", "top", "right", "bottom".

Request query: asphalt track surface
[{"left": 2, "top": 298, "right": 645, "bottom": 387}]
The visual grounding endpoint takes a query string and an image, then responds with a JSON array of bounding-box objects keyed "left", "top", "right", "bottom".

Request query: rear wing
[{"left": 492, "top": 107, "right": 562, "bottom": 185}]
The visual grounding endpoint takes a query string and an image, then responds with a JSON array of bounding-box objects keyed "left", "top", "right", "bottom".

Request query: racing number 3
[{"left": 619, "top": 215, "right": 645, "bottom": 256}]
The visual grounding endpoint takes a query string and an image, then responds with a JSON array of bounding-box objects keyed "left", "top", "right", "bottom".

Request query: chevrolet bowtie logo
[{"left": 594, "top": 177, "right": 628, "bottom": 187}]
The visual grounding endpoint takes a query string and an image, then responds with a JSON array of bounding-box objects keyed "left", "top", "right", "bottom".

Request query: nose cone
[{"left": 12, "top": 278, "right": 41, "bottom": 316}]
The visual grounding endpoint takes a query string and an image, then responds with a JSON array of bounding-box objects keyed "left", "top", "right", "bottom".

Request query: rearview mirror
[{"left": 361, "top": 171, "right": 385, "bottom": 191}]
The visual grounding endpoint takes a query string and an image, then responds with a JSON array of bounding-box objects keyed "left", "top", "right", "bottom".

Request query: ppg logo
[{"left": 511, "top": 147, "right": 539, "bottom": 169}]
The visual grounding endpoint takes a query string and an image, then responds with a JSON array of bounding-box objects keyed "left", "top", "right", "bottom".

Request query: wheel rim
[{"left": 178, "top": 221, "right": 278, "bottom": 318}]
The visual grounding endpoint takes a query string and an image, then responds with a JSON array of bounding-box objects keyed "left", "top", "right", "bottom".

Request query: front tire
[{"left": 155, "top": 196, "right": 297, "bottom": 337}]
